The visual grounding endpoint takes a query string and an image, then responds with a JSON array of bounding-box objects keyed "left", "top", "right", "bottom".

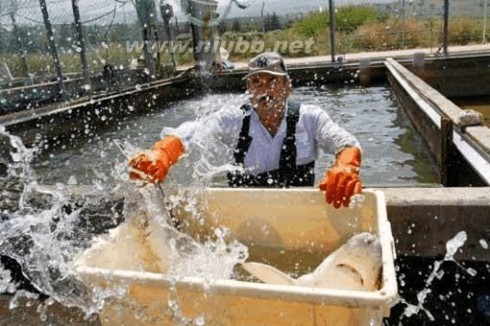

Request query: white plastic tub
[{"left": 75, "top": 188, "right": 398, "bottom": 325}]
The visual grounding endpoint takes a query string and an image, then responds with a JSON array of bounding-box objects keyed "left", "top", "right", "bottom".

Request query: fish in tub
[
  {"left": 242, "top": 232, "right": 382, "bottom": 291},
  {"left": 76, "top": 189, "right": 397, "bottom": 325}
]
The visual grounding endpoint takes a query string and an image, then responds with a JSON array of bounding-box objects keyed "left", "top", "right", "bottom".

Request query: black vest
[{"left": 227, "top": 101, "right": 315, "bottom": 188}]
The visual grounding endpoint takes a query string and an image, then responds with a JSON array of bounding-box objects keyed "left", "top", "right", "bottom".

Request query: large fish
[{"left": 241, "top": 232, "right": 382, "bottom": 291}]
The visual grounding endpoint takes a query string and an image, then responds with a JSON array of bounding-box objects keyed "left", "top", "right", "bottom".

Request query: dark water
[
  {"left": 387, "top": 257, "right": 490, "bottom": 326},
  {"left": 31, "top": 84, "right": 440, "bottom": 187},
  {"left": 0, "top": 295, "right": 100, "bottom": 325}
]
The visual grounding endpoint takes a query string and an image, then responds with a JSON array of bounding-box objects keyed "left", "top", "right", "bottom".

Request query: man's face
[{"left": 246, "top": 73, "right": 291, "bottom": 109}]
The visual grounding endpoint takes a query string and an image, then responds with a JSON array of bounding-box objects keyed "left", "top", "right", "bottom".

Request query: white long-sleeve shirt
[{"left": 161, "top": 102, "right": 360, "bottom": 175}]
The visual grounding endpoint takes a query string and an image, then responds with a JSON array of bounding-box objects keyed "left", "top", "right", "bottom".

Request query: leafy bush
[
  {"left": 293, "top": 5, "right": 380, "bottom": 38},
  {"left": 336, "top": 5, "right": 380, "bottom": 33},
  {"left": 352, "top": 18, "right": 428, "bottom": 51},
  {"left": 448, "top": 17, "right": 481, "bottom": 45},
  {"left": 293, "top": 11, "right": 329, "bottom": 38}
]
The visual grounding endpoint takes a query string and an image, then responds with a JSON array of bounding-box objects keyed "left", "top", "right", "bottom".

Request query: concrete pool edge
[
  {"left": 381, "top": 186, "right": 490, "bottom": 261},
  {"left": 385, "top": 57, "right": 490, "bottom": 186}
]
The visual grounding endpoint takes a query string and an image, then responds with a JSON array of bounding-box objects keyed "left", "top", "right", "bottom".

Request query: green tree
[
  {"left": 219, "top": 21, "right": 227, "bottom": 34},
  {"left": 232, "top": 19, "right": 241, "bottom": 32},
  {"left": 270, "top": 12, "right": 281, "bottom": 31}
]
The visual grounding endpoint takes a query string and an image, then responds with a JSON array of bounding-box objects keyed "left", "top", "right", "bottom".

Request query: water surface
[{"left": 32, "top": 84, "right": 440, "bottom": 187}]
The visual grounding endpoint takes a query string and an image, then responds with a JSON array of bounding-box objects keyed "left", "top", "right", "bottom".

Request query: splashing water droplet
[
  {"left": 400, "top": 231, "right": 468, "bottom": 322},
  {"left": 195, "top": 315, "right": 205, "bottom": 325},
  {"left": 466, "top": 268, "right": 477, "bottom": 277},
  {"left": 445, "top": 231, "right": 467, "bottom": 260},
  {"left": 67, "top": 175, "right": 77, "bottom": 185},
  {"left": 479, "top": 239, "right": 488, "bottom": 250}
]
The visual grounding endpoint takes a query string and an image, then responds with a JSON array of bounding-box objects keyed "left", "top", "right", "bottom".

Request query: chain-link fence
[
  {"left": 334, "top": 0, "right": 490, "bottom": 58},
  {"left": 0, "top": 0, "right": 489, "bottom": 109},
  {"left": 0, "top": 0, "right": 177, "bottom": 84}
]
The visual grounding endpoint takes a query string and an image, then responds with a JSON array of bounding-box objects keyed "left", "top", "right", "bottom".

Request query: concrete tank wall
[
  {"left": 385, "top": 58, "right": 490, "bottom": 186},
  {"left": 416, "top": 54, "right": 490, "bottom": 98},
  {"left": 1, "top": 76, "right": 202, "bottom": 148},
  {"left": 383, "top": 187, "right": 490, "bottom": 261}
]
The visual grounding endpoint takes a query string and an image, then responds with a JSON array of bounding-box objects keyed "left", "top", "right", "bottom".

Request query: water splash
[
  {"left": 399, "top": 231, "right": 476, "bottom": 322},
  {"left": 0, "top": 126, "right": 250, "bottom": 322},
  {"left": 348, "top": 193, "right": 365, "bottom": 209},
  {"left": 0, "top": 125, "right": 120, "bottom": 310},
  {"left": 168, "top": 227, "right": 248, "bottom": 281}
]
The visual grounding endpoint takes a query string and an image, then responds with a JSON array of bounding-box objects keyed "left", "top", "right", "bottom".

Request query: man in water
[{"left": 129, "top": 52, "right": 362, "bottom": 209}]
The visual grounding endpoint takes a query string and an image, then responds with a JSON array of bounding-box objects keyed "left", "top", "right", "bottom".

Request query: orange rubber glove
[
  {"left": 129, "top": 136, "right": 185, "bottom": 184},
  {"left": 319, "top": 147, "right": 362, "bottom": 209}
]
